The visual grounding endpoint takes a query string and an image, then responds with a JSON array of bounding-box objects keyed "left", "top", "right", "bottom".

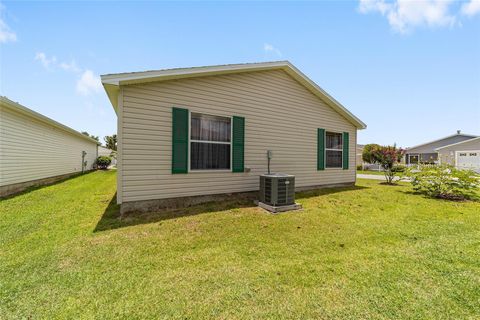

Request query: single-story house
[
  {"left": 98, "top": 146, "right": 117, "bottom": 166},
  {"left": 436, "top": 137, "right": 480, "bottom": 172},
  {"left": 356, "top": 144, "right": 364, "bottom": 166},
  {"left": 404, "top": 131, "right": 477, "bottom": 165},
  {"left": 101, "top": 61, "right": 366, "bottom": 213},
  {"left": 0, "top": 96, "right": 98, "bottom": 197}
]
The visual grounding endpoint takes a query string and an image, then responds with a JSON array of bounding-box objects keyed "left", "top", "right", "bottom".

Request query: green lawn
[{"left": 1, "top": 171, "right": 479, "bottom": 319}]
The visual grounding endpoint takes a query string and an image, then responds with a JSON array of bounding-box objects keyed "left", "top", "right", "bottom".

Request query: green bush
[
  {"left": 356, "top": 165, "right": 363, "bottom": 171},
  {"left": 96, "top": 156, "right": 112, "bottom": 170},
  {"left": 404, "top": 165, "right": 480, "bottom": 200},
  {"left": 392, "top": 165, "right": 406, "bottom": 172}
]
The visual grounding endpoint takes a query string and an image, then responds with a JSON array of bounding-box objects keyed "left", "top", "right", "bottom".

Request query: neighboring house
[
  {"left": 436, "top": 137, "right": 480, "bottom": 172},
  {"left": 356, "top": 144, "right": 364, "bottom": 166},
  {"left": 404, "top": 131, "right": 477, "bottom": 165},
  {"left": 98, "top": 146, "right": 117, "bottom": 166},
  {"left": 0, "top": 97, "right": 98, "bottom": 197},
  {"left": 101, "top": 61, "right": 366, "bottom": 213}
]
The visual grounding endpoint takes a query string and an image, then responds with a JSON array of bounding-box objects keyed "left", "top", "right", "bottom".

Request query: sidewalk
[{"left": 357, "top": 174, "right": 409, "bottom": 182}]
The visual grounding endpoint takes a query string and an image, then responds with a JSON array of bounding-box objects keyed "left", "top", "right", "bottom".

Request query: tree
[
  {"left": 371, "top": 145, "right": 404, "bottom": 184},
  {"left": 81, "top": 131, "right": 100, "bottom": 144},
  {"left": 362, "top": 144, "right": 381, "bottom": 164},
  {"left": 104, "top": 134, "right": 117, "bottom": 151}
]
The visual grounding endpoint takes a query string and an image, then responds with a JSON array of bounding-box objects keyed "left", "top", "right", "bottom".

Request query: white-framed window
[
  {"left": 325, "top": 131, "right": 343, "bottom": 168},
  {"left": 190, "top": 112, "right": 231, "bottom": 170}
]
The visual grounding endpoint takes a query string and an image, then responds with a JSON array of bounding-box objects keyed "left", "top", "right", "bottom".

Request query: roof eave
[
  {"left": 0, "top": 96, "right": 100, "bottom": 144},
  {"left": 101, "top": 61, "right": 367, "bottom": 129},
  {"left": 102, "top": 83, "right": 119, "bottom": 114}
]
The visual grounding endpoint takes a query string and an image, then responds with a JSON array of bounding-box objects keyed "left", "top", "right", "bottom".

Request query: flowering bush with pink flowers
[{"left": 371, "top": 145, "right": 405, "bottom": 184}]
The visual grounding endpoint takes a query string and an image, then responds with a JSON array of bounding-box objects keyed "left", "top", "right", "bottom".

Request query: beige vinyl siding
[
  {"left": 0, "top": 105, "right": 97, "bottom": 186},
  {"left": 120, "top": 69, "right": 357, "bottom": 203},
  {"left": 438, "top": 138, "right": 480, "bottom": 165}
]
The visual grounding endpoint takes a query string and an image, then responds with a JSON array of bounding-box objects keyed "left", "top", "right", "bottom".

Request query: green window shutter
[
  {"left": 232, "top": 116, "right": 245, "bottom": 173},
  {"left": 172, "top": 107, "right": 189, "bottom": 174},
  {"left": 317, "top": 128, "right": 325, "bottom": 170},
  {"left": 343, "top": 132, "right": 349, "bottom": 170}
]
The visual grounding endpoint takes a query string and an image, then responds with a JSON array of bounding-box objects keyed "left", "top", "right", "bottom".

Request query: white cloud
[
  {"left": 76, "top": 70, "right": 102, "bottom": 96},
  {"left": 34, "top": 52, "right": 57, "bottom": 69},
  {"left": 359, "top": 0, "right": 390, "bottom": 15},
  {"left": 60, "top": 60, "right": 81, "bottom": 73},
  {"left": 34, "top": 53, "right": 102, "bottom": 96},
  {"left": 0, "top": 17, "right": 16, "bottom": 43},
  {"left": 358, "top": 0, "right": 457, "bottom": 33},
  {"left": 461, "top": 0, "right": 480, "bottom": 16},
  {"left": 263, "top": 43, "right": 282, "bottom": 57}
]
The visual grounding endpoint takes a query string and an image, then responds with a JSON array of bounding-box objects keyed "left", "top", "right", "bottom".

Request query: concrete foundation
[
  {"left": 120, "top": 181, "right": 355, "bottom": 214},
  {"left": 0, "top": 171, "right": 91, "bottom": 198},
  {"left": 120, "top": 191, "right": 258, "bottom": 214}
]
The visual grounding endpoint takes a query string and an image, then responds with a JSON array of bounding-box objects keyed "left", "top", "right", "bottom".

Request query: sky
[{"left": 1, "top": 0, "right": 479, "bottom": 147}]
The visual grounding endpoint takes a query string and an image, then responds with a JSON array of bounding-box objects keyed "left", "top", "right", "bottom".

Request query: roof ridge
[
  {"left": 435, "top": 136, "right": 480, "bottom": 150},
  {"left": 101, "top": 61, "right": 290, "bottom": 78},
  {"left": 407, "top": 133, "right": 478, "bottom": 151}
]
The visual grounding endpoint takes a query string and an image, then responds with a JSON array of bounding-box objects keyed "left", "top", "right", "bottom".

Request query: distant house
[
  {"left": 356, "top": 144, "right": 364, "bottom": 166},
  {"left": 405, "top": 131, "right": 477, "bottom": 165},
  {"left": 101, "top": 61, "right": 367, "bottom": 213},
  {"left": 0, "top": 97, "right": 98, "bottom": 197},
  {"left": 436, "top": 137, "right": 480, "bottom": 172}
]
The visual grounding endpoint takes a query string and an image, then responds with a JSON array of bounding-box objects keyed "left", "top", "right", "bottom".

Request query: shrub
[
  {"left": 371, "top": 145, "right": 405, "bottom": 184},
  {"left": 392, "top": 164, "right": 406, "bottom": 173},
  {"left": 96, "top": 156, "right": 112, "bottom": 170},
  {"left": 356, "top": 165, "right": 363, "bottom": 171},
  {"left": 404, "top": 165, "right": 480, "bottom": 200}
]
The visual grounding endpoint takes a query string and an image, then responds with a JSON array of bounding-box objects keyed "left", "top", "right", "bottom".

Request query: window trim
[
  {"left": 325, "top": 130, "right": 343, "bottom": 169},
  {"left": 188, "top": 111, "right": 233, "bottom": 172}
]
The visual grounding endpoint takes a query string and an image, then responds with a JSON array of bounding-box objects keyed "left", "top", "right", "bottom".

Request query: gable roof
[
  {"left": 435, "top": 136, "right": 480, "bottom": 151},
  {"left": 406, "top": 133, "right": 478, "bottom": 152},
  {"left": 101, "top": 61, "right": 366, "bottom": 129},
  {"left": 0, "top": 96, "right": 99, "bottom": 144}
]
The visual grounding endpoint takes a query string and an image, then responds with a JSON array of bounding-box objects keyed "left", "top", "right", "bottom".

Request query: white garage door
[{"left": 456, "top": 151, "right": 480, "bottom": 173}]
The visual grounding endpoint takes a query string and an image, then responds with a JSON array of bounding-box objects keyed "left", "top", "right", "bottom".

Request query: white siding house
[
  {"left": 436, "top": 137, "right": 480, "bottom": 172},
  {"left": 0, "top": 97, "right": 98, "bottom": 197},
  {"left": 101, "top": 61, "right": 366, "bottom": 213}
]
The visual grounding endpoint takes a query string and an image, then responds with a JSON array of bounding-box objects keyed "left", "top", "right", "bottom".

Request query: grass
[{"left": 1, "top": 170, "right": 479, "bottom": 319}]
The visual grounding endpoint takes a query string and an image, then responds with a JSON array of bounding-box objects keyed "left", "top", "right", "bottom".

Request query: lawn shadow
[
  {"left": 296, "top": 184, "right": 369, "bottom": 200},
  {"left": 95, "top": 184, "right": 370, "bottom": 232},
  {"left": 93, "top": 193, "right": 256, "bottom": 232},
  {"left": 399, "top": 189, "right": 479, "bottom": 202}
]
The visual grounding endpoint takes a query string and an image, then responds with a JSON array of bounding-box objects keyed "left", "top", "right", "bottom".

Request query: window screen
[
  {"left": 190, "top": 113, "right": 231, "bottom": 170},
  {"left": 326, "top": 132, "right": 343, "bottom": 168}
]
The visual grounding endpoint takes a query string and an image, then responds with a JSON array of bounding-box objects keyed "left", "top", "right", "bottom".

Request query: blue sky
[{"left": 1, "top": 1, "right": 479, "bottom": 147}]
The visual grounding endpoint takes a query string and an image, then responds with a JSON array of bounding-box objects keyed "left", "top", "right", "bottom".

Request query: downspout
[{"left": 82, "top": 151, "right": 87, "bottom": 173}]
